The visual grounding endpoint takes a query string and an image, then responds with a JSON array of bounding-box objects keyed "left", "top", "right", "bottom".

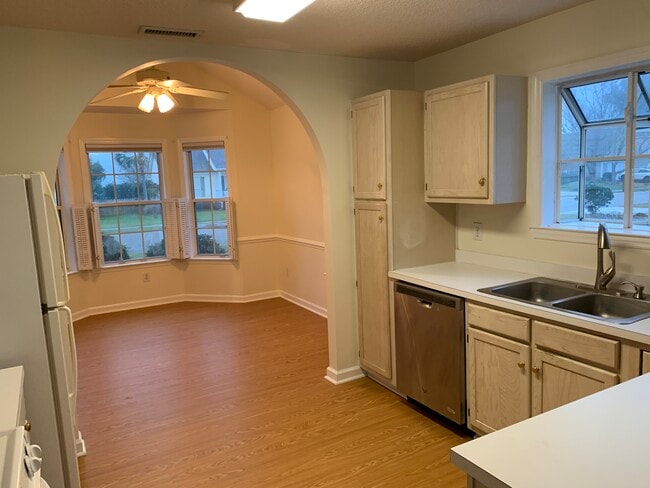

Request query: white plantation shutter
[
  {"left": 90, "top": 206, "right": 104, "bottom": 267},
  {"left": 225, "top": 198, "right": 237, "bottom": 260},
  {"left": 71, "top": 205, "right": 93, "bottom": 270},
  {"left": 163, "top": 199, "right": 191, "bottom": 259},
  {"left": 177, "top": 199, "right": 191, "bottom": 259},
  {"left": 163, "top": 199, "right": 181, "bottom": 259}
]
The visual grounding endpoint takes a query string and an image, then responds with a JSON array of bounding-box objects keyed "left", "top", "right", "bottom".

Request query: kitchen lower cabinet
[
  {"left": 531, "top": 349, "right": 618, "bottom": 415},
  {"left": 354, "top": 201, "right": 391, "bottom": 379},
  {"left": 643, "top": 351, "right": 650, "bottom": 374},
  {"left": 467, "top": 328, "right": 530, "bottom": 434}
]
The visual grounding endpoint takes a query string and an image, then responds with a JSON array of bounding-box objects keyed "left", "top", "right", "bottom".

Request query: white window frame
[
  {"left": 81, "top": 139, "right": 171, "bottom": 267},
  {"left": 179, "top": 138, "right": 236, "bottom": 260},
  {"left": 529, "top": 46, "right": 650, "bottom": 249}
]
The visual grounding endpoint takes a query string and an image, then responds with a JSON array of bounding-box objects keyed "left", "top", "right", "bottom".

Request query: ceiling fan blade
[
  {"left": 160, "top": 79, "right": 189, "bottom": 89},
  {"left": 170, "top": 86, "right": 230, "bottom": 100},
  {"left": 90, "top": 88, "right": 145, "bottom": 104},
  {"left": 107, "top": 84, "right": 140, "bottom": 88}
]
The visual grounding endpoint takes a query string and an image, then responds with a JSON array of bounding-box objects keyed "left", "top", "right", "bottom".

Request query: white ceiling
[{"left": 3, "top": 0, "right": 593, "bottom": 62}]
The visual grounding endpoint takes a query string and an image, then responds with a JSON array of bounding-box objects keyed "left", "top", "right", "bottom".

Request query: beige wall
[
  {"left": 0, "top": 26, "right": 414, "bottom": 374},
  {"left": 65, "top": 88, "right": 326, "bottom": 315},
  {"left": 271, "top": 105, "right": 326, "bottom": 310},
  {"left": 414, "top": 0, "right": 650, "bottom": 278}
]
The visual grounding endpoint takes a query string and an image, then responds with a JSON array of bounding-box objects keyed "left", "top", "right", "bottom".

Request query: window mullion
[{"left": 623, "top": 72, "right": 636, "bottom": 229}]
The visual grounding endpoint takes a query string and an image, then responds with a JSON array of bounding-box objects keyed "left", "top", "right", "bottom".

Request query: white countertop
[
  {"left": 389, "top": 262, "right": 650, "bottom": 346},
  {"left": 450, "top": 372, "right": 650, "bottom": 488}
]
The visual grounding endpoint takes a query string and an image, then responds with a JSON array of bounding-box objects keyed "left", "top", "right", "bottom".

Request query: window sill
[
  {"left": 189, "top": 256, "right": 235, "bottom": 263},
  {"left": 99, "top": 258, "right": 173, "bottom": 271},
  {"left": 531, "top": 224, "right": 650, "bottom": 249}
]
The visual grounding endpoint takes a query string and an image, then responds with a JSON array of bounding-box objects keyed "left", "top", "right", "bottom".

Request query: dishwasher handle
[{"left": 395, "top": 282, "right": 463, "bottom": 310}]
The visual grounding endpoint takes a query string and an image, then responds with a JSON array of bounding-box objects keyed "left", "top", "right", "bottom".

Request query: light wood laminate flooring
[{"left": 75, "top": 299, "right": 469, "bottom": 487}]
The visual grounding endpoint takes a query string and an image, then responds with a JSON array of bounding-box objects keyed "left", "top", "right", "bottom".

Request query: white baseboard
[
  {"left": 279, "top": 291, "right": 327, "bottom": 318},
  {"left": 71, "top": 291, "right": 327, "bottom": 322},
  {"left": 71, "top": 294, "right": 186, "bottom": 322},
  {"left": 324, "top": 366, "right": 365, "bottom": 385}
]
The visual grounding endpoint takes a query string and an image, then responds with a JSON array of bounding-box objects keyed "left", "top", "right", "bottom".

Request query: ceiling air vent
[{"left": 138, "top": 26, "right": 203, "bottom": 39}]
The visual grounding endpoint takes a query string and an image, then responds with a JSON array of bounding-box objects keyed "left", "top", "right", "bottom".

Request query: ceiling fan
[{"left": 90, "top": 67, "right": 230, "bottom": 113}]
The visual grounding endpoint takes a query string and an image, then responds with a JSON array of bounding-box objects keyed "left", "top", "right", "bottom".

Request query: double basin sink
[{"left": 479, "top": 277, "right": 650, "bottom": 325}]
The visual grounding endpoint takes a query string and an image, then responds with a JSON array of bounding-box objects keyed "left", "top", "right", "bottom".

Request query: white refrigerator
[{"left": 0, "top": 172, "right": 83, "bottom": 488}]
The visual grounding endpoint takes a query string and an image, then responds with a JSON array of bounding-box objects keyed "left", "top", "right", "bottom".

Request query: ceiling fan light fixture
[
  {"left": 156, "top": 92, "right": 176, "bottom": 113},
  {"left": 138, "top": 92, "right": 156, "bottom": 113},
  {"left": 234, "top": 0, "right": 315, "bottom": 22}
]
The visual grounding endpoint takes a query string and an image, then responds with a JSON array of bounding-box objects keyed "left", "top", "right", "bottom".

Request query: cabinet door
[
  {"left": 467, "top": 328, "right": 530, "bottom": 433},
  {"left": 355, "top": 202, "right": 391, "bottom": 378},
  {"left": 643, "top": 351, "right": 650, "bottom": 374},
  {"left": 425, "top": 81, "right": 489, "bottom": 199},
  {"left": 352, "top": 96, "right": 387, "bottom": 200},
  {"left": 531, "top": 349, "right": 618, "bottom": 416}
]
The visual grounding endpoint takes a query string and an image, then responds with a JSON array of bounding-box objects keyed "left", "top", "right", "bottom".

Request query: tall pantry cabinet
[{"left": 351, "top": 90, "right": 456, "bottom": 385}]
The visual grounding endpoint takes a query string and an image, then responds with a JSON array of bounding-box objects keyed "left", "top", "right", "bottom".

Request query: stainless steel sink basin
[
  {"left": 487, "top": 280, "right": 586, "bottom": 303},
  {"left": 552, "top": 294, "right": 650, "bottom": 325},
  {"left": 479, "top": 277, "right": 650, "bottom": 325}
]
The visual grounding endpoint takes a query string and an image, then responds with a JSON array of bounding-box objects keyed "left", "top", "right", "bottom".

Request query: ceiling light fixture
[
  {"left": 137, "top": 89, "right": 176, "bottom": 113},
  {"left": 234, "top": 0, "right": 316, "bottom": 22}
]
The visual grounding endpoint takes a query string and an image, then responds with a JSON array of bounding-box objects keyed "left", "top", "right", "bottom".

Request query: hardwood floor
[{"left": 74, "top": 299, "right": 469, "bottom": 487}]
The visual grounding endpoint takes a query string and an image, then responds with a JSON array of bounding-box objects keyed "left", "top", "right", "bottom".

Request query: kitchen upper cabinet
[
  {"left": 467, "top": 328, "right": 531, "bottom": 434},
  {"left": 424, "top": 74, "right": 527, "bottom": 204},
  {"left": 354, "top": 201, "right": 391, "bottom": 378},
  {"left": 352, "top": 95, "right": 386, "bottom": 200}
]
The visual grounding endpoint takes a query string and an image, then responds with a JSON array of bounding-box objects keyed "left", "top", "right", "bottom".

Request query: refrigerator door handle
[{"left": 62, "top": 307, "right": 78, "bottom": 404}]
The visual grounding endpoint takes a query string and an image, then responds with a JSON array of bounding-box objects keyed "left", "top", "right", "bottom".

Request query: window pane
[
  {"left": 113, "top": 152, "right": 136, "bottom": 174},
  {"left": 102, "top": 234, "right": 123, "bottom": 262},
  {"left": 98, "top": 206, "right": 118, "bottom": 233},
  {"left": 118, "top": 205, "right": 142, "bottom": 233},
  {"left": 138, "top": 173, "right": 161, "bottom": 201},
  {"left": 584, "top": 124, "right": 626, "bottom": 158},
  {"left": 93, "top": 174, "right": 115, "bottom": 202},
  {"left": 135, "top": 152, "right": 159, "bottom": 174},
  {"left": 209, "top": 149, "right": 226, "bottom": 170},
  {"left": 637, "top": 72, "right": 650, "bottom": 118},
  {"left": 190, "top": 151, "right": 210, "bottom": 171},
  {"left": 120, "top": 232, "right": 144, "bottom": 260},
  {"left": 211, "top": 172, "right": 227, "bottom": 198},
  {"left": 632, "top": 160, "right": 650, "bottom": 229},
  {"left": 560, "top": 98, "right": 581, "bottom": 160},
  {"left": 144, "top": 231, "right": 165, "bottom": 257},
  {"left": 196, "top": 229, "right": 215, "bottom": 255},
  {"left": 88, "top": 152, "right": 113, "bottom": 175},
  {"left": 584, "top": 161, "right": 623, "bottom": 222},
  {"left": 568, "top": 77, "right": 627, "bottom": 123},
  {"left": 193, "top": 172, "right": 212, "bottom": 199},
  {"left": 115, "top": 175, "right": 139, "bottom": 201},
  {"left": 213, "top": 227, "right": 229, "bottom": 255},
  {"left": 195, "top": 202, "right": 213, "bottom": 228},
  {"left": 636, "top": 121, "right": 650, "bottom": 156},
  {"left": 142, "top": 204, "right": 163, "bottom": 231},
  {"left": 558, "top": 164, "right": 580, "bottom": 223}
]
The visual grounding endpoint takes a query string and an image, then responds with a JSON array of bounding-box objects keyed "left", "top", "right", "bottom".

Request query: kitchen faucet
[{"left": 594, "top": 223, "right": 616, "bottom": 290}]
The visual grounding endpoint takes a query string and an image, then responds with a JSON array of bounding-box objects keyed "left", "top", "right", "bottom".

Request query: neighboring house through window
[{"left": 183, "top": 141, "right": 234, "bottom": 258}]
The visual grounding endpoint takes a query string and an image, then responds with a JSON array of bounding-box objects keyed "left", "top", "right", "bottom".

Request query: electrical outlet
[
  {"left": 472, "top": 222, "right": 483, "bottom": 241},
  {"left": 143, "top": 272, "right": 151, "bottom": 283}
]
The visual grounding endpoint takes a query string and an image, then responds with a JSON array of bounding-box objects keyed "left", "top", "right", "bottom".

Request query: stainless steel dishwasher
[{"left": 394, "top": 281, "right": 466, "bottom": 425}]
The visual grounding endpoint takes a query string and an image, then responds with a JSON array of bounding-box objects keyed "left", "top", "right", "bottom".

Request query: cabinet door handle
[
  {"left": 478, "top": 177, "right": 486, "bottom": 187},
  {"left": 531, "top": 366, "right": 541, "bottom": 375},
  {"left": 517, "top": 361, "right": 525, "bottom": 369},
  {"left": 377, "top": 183, "right": 383, "bottom": 190},
  {"left": 378, "top": 215, "right": 384, "bottom": 222}
]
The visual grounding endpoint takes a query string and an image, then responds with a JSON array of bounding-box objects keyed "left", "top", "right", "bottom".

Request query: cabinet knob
[
  {"left": 532, "top": 366, "right": 541, "bottom": 375},
  {"left": 24, "top": 420, "right": 31, "bottom": 432},
  {"left": 377, "top": 182, "right": 383, "bottom": 190},
  {"left": 378, "top": 215, "right": 384, "bottom": 222},
  {"left": 517, "top": 361, "right": 525, "bottom": 369},
  {"left": 478, "top": 177, "right": 486, "bottom": 187}
]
